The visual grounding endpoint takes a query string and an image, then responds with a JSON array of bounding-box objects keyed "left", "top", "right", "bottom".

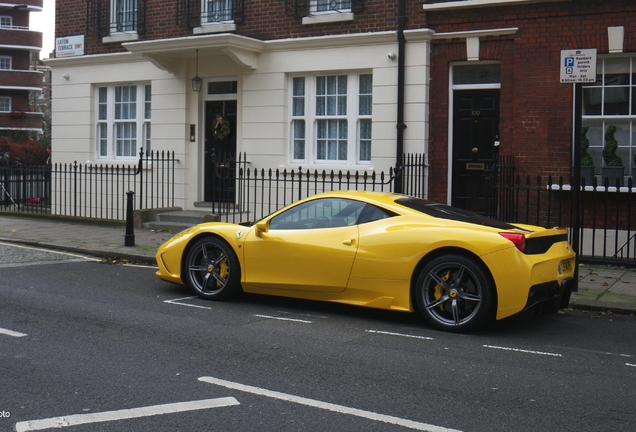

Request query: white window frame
[
  {"left": 0, "top": 16, "right": 12, "bottom": 28},
  {"left": 95, "top": 83, "right": 151, "bottom": 160},
  {"left": 0, "top": 55, "right": 11, "bottom": 70},
  {"left": 289, "top": 71, "right": 372, "bottom": 165},
  {"left": 110, "top": 0, "right": 138, "bottom": 34},
  {"left": 582, "top": 55, "right": 636, "bottom": 172},
  {"left": 309, "top": 0, "right": 351, "bottom": 15},
  {"left": 0, "top": 96, "right": 10, "bottom": 113},
  {"left": 201, "top": 0, "right": 234, "bottom": 24},
  {"left": 303, "top": 0, "right": 353, "bottom": 24}
]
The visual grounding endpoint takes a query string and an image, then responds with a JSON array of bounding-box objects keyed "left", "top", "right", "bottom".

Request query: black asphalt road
[{"left": 1, "top": 244, "right": 635, "bottom": 431}]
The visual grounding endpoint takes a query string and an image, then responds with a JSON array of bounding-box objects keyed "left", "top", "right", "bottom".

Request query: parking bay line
[
  {"left": 366, "top": 330, "right": 434, "bottom": 340},
  {"left": 253, "top": 314, "right": 312, "bottom": 323},
  {"left": 483, "top": 344, "right": 562, "bottom": 357},
  {"left": 199, "top": 376, "right": 462, "bottom": 432},
  {"left": 163, "top": 296, "right": 212, "bottom": 309},
  {"left": 14, "top": 397, "right": 239, "bottom": 431},
  {"left": 0, "top": 326, "right": 27, "bottom": 337}
]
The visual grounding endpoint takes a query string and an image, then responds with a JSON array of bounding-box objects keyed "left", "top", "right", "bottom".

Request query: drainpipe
[{"left": 395, "top": 0, "right": 407, "bottom": 193}]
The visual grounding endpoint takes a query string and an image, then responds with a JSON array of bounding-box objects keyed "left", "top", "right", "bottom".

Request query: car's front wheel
[
  {"left": 415, "top": 254, "right": 495, "bottom": 332},
  {"left": 183, "top": 236, "right": 241, "bottom": 300}
]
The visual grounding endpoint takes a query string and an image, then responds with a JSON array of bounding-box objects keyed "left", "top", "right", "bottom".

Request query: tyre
[
  {"left": 415, "top": 254, "right": 495, "bottom": 332},
  {"left": 183, "top": 236, "right": 241, "bottom": 300}
]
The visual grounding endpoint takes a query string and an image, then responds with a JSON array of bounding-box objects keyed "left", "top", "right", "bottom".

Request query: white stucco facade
[{"left": 46, "top": 30, "right": 432, "bottom": 210}]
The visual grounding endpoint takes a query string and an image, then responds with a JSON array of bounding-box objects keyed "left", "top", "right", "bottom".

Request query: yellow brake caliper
[
  {"left": 434, "top": 270, "right": 451, "bottom": 311},
  {"left": 217, "top": 257, "right": 229, "bottom": 287}
]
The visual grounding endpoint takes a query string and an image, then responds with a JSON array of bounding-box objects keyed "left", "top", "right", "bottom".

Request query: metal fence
[
  {"left": 4, "top": 147, "right": 636, "bottom": 266},
  {"left": 206, "top": 152, "right": 426, "bottom": 225},
  {"left": 487, "top": 166, "right": 636, "bottom": 265},
  {"left": 1, "top": 150, "right": 176, "bottom": 220}
]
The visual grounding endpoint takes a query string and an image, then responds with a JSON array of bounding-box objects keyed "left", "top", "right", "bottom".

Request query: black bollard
[{"left": 125, "top": 190, "right": 135, "bottom": 246}]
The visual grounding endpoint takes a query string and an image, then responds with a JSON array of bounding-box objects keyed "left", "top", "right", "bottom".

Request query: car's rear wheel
[
  {"left": 415, "top": 254, "right": 495, "bottom": 332},
  {"left": 184, "top": 237, "right": 241, "bottom": 300}
]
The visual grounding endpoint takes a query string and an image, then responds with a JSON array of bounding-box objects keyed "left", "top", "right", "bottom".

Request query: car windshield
[{"left": 395, "top": 197, "right": 524, "bottom": 231}]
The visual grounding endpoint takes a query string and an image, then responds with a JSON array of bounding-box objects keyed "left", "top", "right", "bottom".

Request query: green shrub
[
  {"left": 602, "top": 125, "right": 623, "bottom": 167},
  {"left": 581, "top": 126, "right": 593, "bottom": 166}
]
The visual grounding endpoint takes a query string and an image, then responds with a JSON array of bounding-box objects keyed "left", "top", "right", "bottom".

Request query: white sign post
[
  {"left": 560, "top": 48, "right": 597, "bottom": 293},
  {"left": 560, "top": 49, "right": 597, "bottom": 83}
]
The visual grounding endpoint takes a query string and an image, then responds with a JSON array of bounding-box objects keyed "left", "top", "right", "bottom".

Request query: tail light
[{"left": 499, "top": 232, "right": 526, "bottom": 253}]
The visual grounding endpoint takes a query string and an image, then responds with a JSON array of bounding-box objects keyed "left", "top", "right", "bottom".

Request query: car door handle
[{"left": 342, "top": 239, "right": 356, "bottom": 246}]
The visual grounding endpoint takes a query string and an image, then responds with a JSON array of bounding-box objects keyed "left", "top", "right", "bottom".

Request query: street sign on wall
[
  {"left": 560, "top": 49, "right": 597, "bottom": 83},
  {"left": 55, "top": 35, "right": 85, "bottom": 58}
]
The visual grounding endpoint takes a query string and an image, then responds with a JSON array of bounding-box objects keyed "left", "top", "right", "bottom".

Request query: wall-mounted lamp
[
  {"left": 191, "top": 49, "right": 202, "bottom": 92},
  {"left": 388, "top": 52, "right": 397, "bottom": 61},
  {"left": 62, "top": 73, "right": 70, "bottom": 80}
]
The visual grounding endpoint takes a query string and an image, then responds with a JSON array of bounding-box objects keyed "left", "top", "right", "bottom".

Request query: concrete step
[
  {"left": 143, "top": 220, "right": 197, "bottom": 232},
  {"left": 143, "top": 210, "right": 220, "bottom": 232},
  {"left": 141, "top": 209, "right": 253, "bottom": 232},
  {"left": 156, "top": 210, "right": 217, "bottom": 224}
]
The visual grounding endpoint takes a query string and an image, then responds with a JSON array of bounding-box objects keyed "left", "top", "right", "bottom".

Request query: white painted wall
[{"left": 46, "top": 31, "right": 432, "bottom": 210}]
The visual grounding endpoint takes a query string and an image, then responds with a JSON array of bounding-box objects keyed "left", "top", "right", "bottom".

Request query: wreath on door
[{"left": 212, "top": 115, "right": 231, "bottom": 140}]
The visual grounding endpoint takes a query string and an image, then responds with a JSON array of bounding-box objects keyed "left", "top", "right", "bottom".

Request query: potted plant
[
  {"left": 579, "top": 126, "right": 595, "bottom": 186},
  {"left": 602, "top": 125, "right": 624, "bottom": 187}
]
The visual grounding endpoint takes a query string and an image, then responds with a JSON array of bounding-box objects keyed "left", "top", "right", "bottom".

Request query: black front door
[
  {"left": 451, "top": 89, "right": 500, "bottom": 214},
  {"left": 204, "top": 100, "right": 237, "bottom": 203}
]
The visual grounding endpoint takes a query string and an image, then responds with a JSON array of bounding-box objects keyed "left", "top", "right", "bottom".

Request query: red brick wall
[
  {"left": 427, "top": 0, "right": 636, "bottom": 202},
  {"left": 55, "top": 0, "right": 428, "bottom": 56}
]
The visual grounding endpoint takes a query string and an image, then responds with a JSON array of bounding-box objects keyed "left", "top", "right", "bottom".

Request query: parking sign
[{"left": 560, "top": 49, "right": 597, "bottom": 83}]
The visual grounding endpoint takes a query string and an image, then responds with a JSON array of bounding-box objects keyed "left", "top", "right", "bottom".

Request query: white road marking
[
  {"left": 253, "top": 314, "right": 312, "bottom": 323},
  {"left": 163, "top": 296, "right": 212, "bottom": 309},
  {"left": 0, "top": 327, "right": 27, "bottom": 337},
  {"left": 484, "top": 344, "right": 562, "bottom": 357},
  {"left": 0, "top": 241, "right": 101, "bottom": 262},
  {"left": 199, "top": 376, "right": 462, "bottom": 432},
  {"left": 14, "top": 397, "right": 239, "bottom": 431},
  {"left": 366, "top": 330, "right": 434, "bottom": 340},
  {"left": 627, "top": 363, "right": 636, "bottom": 367},
  {"left": 546, "top": 344, "right": 633, "bottom": 358}
]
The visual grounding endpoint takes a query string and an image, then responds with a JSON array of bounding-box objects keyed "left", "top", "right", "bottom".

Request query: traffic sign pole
[{"left": 560, "top": 48, "right": 596, "bottom": 294}]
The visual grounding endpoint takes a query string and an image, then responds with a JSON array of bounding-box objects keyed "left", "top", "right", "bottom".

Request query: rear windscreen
[{"left": 395, "top": 198, "right": 524, "bottom": 231}]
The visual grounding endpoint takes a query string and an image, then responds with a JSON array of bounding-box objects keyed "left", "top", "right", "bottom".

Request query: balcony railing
[{"left": 176, "top": 0, "right": 245, "bottom": 28}]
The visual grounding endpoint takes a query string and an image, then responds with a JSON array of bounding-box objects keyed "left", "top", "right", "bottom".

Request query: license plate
[{"left": 559, "top": 259, "right": 572, "bottom": 274}]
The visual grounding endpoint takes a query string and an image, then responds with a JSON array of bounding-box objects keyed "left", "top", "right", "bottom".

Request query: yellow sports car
[{"left": 156, "top": 190, "right": 575, "bottom": 332}]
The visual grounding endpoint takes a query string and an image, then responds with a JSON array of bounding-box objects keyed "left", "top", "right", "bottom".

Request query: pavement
[{"left": 1, "top": 213, "right": 635, "bottom": 315}]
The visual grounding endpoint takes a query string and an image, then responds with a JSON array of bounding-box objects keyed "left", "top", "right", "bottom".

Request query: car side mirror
[{"left": 255, "top": 220, "right": 269, "bottom": 237}]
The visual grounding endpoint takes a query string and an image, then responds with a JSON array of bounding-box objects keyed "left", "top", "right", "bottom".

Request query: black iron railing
[
  {"left": 1, "top": 150, "right": 176, "bottom": 220},
  {"left": 489, "top": 172, "right": 636, "bottom": 265},
  {"left": 207, "top": 152, "right": 425, "bottom": 225}
]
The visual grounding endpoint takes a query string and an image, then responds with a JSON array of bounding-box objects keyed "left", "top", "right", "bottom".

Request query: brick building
[
  {"left": 0, "top": 1, "right": 44, "bottom": 141},
  {"left": 46, "top": 0, "right": 636, "bottom": 211}
]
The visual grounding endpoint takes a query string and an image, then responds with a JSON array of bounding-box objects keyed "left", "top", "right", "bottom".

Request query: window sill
[
  {"left": 102, "top": 33, "right": 139, "bottom": 44},
  {"left": 194, "top": 23, "right": 237, "bottom": 34},
  {"left": 302, "top": 12, "right": 354, "bottom": 25},
  {"left": 548, "top": 184, "right": 636, "bottom": 192},
  {"left": 282, "top": 163, "right": 374, "bottom": 172}
]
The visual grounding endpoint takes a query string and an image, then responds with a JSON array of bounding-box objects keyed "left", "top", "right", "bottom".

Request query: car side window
[
  {"left": 356, "top": 204, "right": 395, "bottom": 225},
  {"left": 269, "top": 198, "right": 366, "bottom": 230}
]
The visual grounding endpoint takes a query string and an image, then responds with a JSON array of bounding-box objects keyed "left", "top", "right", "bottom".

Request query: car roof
[{"left": 307, "top": 190, "right": 519, "bottom": 230}]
